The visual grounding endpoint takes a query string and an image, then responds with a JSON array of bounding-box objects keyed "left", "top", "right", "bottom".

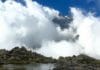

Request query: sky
[
  {"left": 33, "top": 0, "right": 97, "bottom": 16},
  {"left": 1, "top": 0, "right": 99, "bottom": 16},
  {"left": 1, "top": 0, "right": 100, "bottom": 58},
  {"left": 17, "top": 0, "right": 100, "bottom": 16}
]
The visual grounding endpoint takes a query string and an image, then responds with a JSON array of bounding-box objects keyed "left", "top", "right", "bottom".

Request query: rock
[
  {"left": 0, "top": 46, "right": 56, "bottom": 64},
  {"left": 53, "top": 54, "right": 100, "bottom": 70}
]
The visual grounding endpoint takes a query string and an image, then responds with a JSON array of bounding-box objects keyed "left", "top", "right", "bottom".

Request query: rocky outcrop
[
  {"left": 53, "top": 54, "right": 100, "bottom": 70},
  {"left": 0, "top": 47, "right": 56, "bottom": 64}
]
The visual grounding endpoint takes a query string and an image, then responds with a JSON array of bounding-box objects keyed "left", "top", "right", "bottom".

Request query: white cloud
[{"left": 0, "top": 0, "right": 100, "bottom": 59}]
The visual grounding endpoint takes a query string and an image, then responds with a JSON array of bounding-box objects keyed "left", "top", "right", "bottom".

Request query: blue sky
[{"left": 11, "top": 0, "right": 100, "bottom": 16}]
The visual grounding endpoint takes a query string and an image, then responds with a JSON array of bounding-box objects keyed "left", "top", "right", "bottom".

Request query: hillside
[
  {"left": 53, "top": 54, "right": 100, "bottom": 70},
  {"left": 0, "top": 47, "right": 56, "bottom": 64}
]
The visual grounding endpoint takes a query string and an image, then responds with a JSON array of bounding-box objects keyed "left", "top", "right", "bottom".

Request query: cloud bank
[{"left": 0, "top": 0, "right": 100, "bottom": 59}]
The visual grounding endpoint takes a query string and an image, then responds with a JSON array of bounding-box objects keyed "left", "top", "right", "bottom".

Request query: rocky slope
[
  {"left": 0, "top": 47, "right": 56, "bottom": 64},
  {"left": 53, "top": 54, "right": 100, "bottom": 70}
]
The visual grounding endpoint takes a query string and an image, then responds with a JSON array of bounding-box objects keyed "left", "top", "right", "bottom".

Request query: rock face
[
  {"left": 0, "top": 47, "right": 56, "bottom": 64},
  {"left": 53, "top": 54, "right": 100, "bottom": 70}
]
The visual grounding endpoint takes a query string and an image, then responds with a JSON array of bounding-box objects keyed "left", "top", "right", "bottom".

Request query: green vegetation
[{"left": 0, "top": 47, "right": 56, "bottom": 64}]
